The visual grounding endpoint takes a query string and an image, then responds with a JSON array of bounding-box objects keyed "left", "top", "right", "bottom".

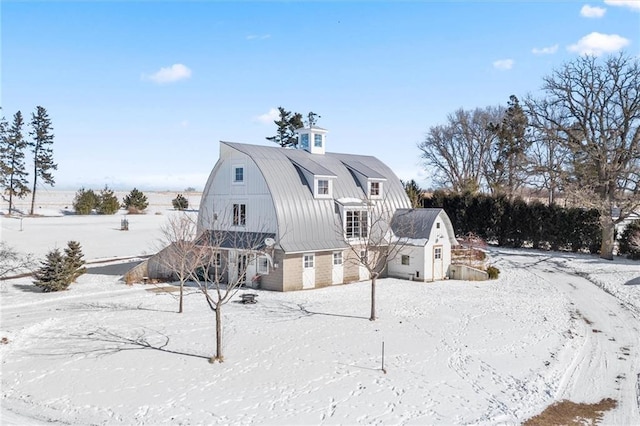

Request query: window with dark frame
[
  {"left": 234, "top": 166, "right": 244, "bottom": 183},
  {"left": 370, "top": 181, "right": 380, "bottom": 197},
  {"left": 401, "top": 255, "right": 410, "bottom": 265},
  {"left": 233, "top": 203, "right": 246, "bottom": 226}
]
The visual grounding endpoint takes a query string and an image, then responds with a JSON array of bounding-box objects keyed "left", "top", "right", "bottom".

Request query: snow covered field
[{"left": 1, "top": 194, "right": 639, "bottom": 424}]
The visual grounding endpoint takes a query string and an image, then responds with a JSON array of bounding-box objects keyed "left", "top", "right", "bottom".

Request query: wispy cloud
[
  {"left": 604, "top": 0, "right": 640, "bottom": 11},
  {"left": 532, "top": 44, "right": 559, "bottom": 55},
  {"left": 255, "top": 108, "right": 279, "bottom": 124},
  {"left": 567, "top": 32, "right": 630, "bottom": 56},
  {"left": 493, "top": 59, "right": 514, "bottom": 70},
  {"left": 246, "top": 34, "right": 271, "bottom": 40},
  {"left": 580, "top": 4, "right": 606, "bottom": 17},
  {"left": 142, "top": 64, "right": 192, "bottom": 84}
]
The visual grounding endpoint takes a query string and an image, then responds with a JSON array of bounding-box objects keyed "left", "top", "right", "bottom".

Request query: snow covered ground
[{"left": 1, "top": 195, "right": 639, "bottom": 424}]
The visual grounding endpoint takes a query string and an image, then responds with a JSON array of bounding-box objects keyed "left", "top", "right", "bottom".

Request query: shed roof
[{"left": 391, "top": 208, "right": 457, "bottom": 245}]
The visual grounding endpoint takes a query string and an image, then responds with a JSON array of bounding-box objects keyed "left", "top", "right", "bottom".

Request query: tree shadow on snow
[
  {"left": 13, "top": 283, "right": 44, "bottom": 293},
  {"left": 624, "top": 277, "right": 640, "bottom": 286},
  {"left": 35, "top": 327, "right": 210, "bottom": 361}
]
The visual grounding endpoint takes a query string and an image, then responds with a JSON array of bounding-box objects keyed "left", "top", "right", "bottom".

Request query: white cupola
[{"left": 295, "top": 126, "right": 328, "bottom": 155}]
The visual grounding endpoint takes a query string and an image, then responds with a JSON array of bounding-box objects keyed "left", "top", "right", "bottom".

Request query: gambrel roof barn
[{"left": 196, "top": 126, "right": 453, "bottom": 291}]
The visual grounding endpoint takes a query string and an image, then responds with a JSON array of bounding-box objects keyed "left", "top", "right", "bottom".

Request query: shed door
[
  {"left": 332, "top": 251, "right": 343, "bottom": 285},
  {"left": 433, "top": 246, "right": 444, "bottom": 280},
  {"left": 302, "top": 254, "right": 315, "bottom": 289}
]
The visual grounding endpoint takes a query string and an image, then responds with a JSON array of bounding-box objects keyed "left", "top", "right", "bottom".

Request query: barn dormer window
[
  {"left": 314, "top": 178, "right": 332, "bottom": 199},
  {"left": 368, "top": 181, "right": 383, "bottom": 199},
  {"left": 314, "top": 133, "right": 323, "bottom": 148}
]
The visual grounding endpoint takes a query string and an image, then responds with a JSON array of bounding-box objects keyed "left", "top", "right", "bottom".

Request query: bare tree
[
  {"left": 156, "top": 208, "right": 271, "bottom": 362},
  {"left": 0, "top": 242, "right": 35, "bottom": 291},
  {"left": 157, "top": 212, "right": 202, "bottom": 313},
  {"left": 419, "top": 107, "right": 503, "bottom": 193},
  {"left": 190, "top": 227, "right": 268, "bottom": 362},
  {"left": 524, "top": 100, "right": 571, "bottom": 205},
  {"left": 528, "top": 53, "right": 640, "bottom": 259},
  {"left": 338, "top": 198, "right": 411, "bottom": 321}
]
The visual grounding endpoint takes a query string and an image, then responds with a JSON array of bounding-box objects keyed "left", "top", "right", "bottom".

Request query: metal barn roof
[{"left": 219, "top": 142, "right": 411, "bottom": 253}]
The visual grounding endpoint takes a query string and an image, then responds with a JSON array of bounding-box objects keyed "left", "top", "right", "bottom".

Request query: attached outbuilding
[{"left": 388, "top": 208, "right": 457, "bottom": 282}]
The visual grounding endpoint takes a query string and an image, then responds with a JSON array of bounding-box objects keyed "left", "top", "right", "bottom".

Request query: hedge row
[{"left": 424, "top": 191, "right": 602, "bottom": 253}]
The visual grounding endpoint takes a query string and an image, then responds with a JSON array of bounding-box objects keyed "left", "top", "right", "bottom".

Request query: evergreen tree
[
  {"left": 402, "top": 179, "right": 423, "bottom": 208},
  {"left": 64, "top": 240, "right": 86, "bottom": 281},
  {"left": 172, "top": 193, "right": 189, "bottom": 210},
  {"left": 98, "top": 186, "right": 120, "bottom": 214},
  {"left": 122, "top": 188, "right": 148, "bottom": 212},
  {"left": 73, "top": 188, "right": 99, "bottom": 215},
  {"left": 28, "top": 106, "right": 57, "bottom": 215},
  {"left": 33, "top": 248, "right": 70, "bottom": 292},
  {"left": 266, "top": 107, "right": 304, "bottom": 147},
  {"left": 1, "top": 111, "right": 31, "bottom": 214}
]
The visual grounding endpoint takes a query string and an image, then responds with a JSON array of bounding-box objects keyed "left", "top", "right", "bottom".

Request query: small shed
[{"left": 388, "top": 208, "right": 457, "bottom": 282}]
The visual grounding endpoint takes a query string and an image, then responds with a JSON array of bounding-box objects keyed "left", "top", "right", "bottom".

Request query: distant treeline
[{"left": 424, "top": 191, "right": 601, "bottom": 253}]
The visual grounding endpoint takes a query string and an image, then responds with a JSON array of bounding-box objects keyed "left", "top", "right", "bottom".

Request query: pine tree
[
  {"left": 122, "top": 188, "right": 148, "bottom": 212},
  {"left": 98, "top": 186, "right": 120, "bottom": 214},
  {"left": 64, "top": 240, "right": 86, "bottom": 281},
  {"left": 73, "top": 188, "right": 99, "bottom": 215},
  {"left": 33, "top": 248, "right": 70, "bottom": 292},
  {"left": 28, "top": 106, "right": 57, "bottom": 215},
  {"left": 1, "top": 111, "right": 31, "bottom": 214},
  {"left": 266, "top": 107, "right": 304, "bottom": 147}
]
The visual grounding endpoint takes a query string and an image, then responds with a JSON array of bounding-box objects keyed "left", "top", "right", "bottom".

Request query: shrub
[
  {"left": 618, "top": 221, "right": 640, "bottom": 260},
  {"left": 122, "top": 188, "right": 148, "bottom": 212},
  {"left": 33, "top": 249, "right": 70, "bottom": 292},
  {"left": 172, "top": 194, "right": 189, "bottom": 210},
  {"left": 73, "top": 188, "right": 99, "bottom": 215},
  {"left": 486, "top": 265, "right": 500, "bottom": 280},
  {"left": 97, "top": 186, "right": 120, "bottom": 215}
]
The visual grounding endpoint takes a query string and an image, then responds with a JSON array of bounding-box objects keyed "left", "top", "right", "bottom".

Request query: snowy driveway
[{"left": 492, "top": 249, "right": 640, "bottom": 423}]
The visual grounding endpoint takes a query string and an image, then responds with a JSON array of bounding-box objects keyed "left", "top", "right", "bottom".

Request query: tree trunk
[
  {"left": 30, "top": 165, "right": 37, "bottom": 216},
  {"left": 370, "top": 273, "right": 377, "bottom": 321},
  {"left": 178, "top": 280, "right": 184, "bottom": 313},
  {"left": 600, "top": 219, "right": 615, "bottom": 260},
  {"left": 215, "top": 303, "right": 223, "bottom": 361}
]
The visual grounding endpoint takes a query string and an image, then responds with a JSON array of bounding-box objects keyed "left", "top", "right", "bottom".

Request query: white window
[
  {"left": 436, "top": 222, "right": 440, "bottom": 229},
  {"left": 346, "top": 210, "right": 368, "bottom": 239},
  {"left": 435, "top": 247, "right": 442, "bottom": 260},
  {"left": 315, "top": 178, "right": 331, "bottom": 198},
  {"left": 333, "top": 251, "right": 343, "bottom": 266},
  {"left": 314, "top": 133, "right": 323, "bottom": 147},
  {"left": 233, "top": 203, "right": 246, "bottom": 226},
  {"left": 303, "top": 254, "right": 315, "bottom": 268},
  {"left": 401, "top": 255, "right": 410, "bottom": 265},
  {"left": 300, "top": 133, "right": 309, "bottom": 149},
  {"left": 257, "top": 256, "right": 269, "bottom": 274},
  {"left": 233, "top": 166, "right": 244, "bottom": 184}
]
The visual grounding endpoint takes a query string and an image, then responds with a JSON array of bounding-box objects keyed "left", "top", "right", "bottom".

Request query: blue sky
[{"left": 2, "top": 1, "right": 639, "bottom": 191}]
